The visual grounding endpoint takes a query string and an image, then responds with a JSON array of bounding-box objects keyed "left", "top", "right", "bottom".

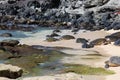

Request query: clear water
[
  {"left": 0, "top": 27, "right": 75, "bottom": 45},
  {"left": 0, "top": 27, "right": 53, "bottom": 41}
]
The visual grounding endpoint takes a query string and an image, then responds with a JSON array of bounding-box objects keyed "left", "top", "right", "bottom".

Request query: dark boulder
[
  {"left": 0, "top": 33, "right": 12, "bottom": 37},
  {"left": 105, "top": 36, "right": 120, "bottom": 42},
  {"left": 53, "top": 29, "right": 61, "bottom": 33},
  {"left": 105, "top": 32, "right": 120, "bottom": 42},
  {"left": 71, "top": 28, "right": 80, "bottom": 33},
  {"left": 114, "top": 39, "right": 120, "bottom": 46},
  {"left": 8, "top": 0, "right": 17, "bottom": 4},
  {"left": 84, "top": 0, "right": 110, "bottom": 9},
  {"left": 76, "top": 38, "right": 88, "bottom": 44},
  {"left": 80, "top": 22, "right": 94, "bottom": 30},
  {"left": 82, "top": 43, "right": 94, "bottom": 48},
  {"left": 60, "top": 35, "right": 75, "bottom": 40},
  {"left": 0, "top": 64, "right": 23, "bottom": 79},
  {"left": 97, "top": 7, "right": 116, "bottom": 13},
  {"left": 78, "top": 11, "right": 95, "bottom": 30},
  {"left": 0, "top": 40, "right": 19, "bottom": 47},
  {"left": 111, "top": 22, "right": 120, "bottom": 30},
  {"left": 90, "top": 38, "right": 110, "bottom": 46}
]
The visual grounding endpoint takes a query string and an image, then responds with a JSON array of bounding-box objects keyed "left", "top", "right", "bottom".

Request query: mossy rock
[
  {"left": 0, "top": 50, "right": 13, "bottom": 60},
  {"left": 6, "top": 54, "right": 49, "bottom": 71},
  {"left": 6, "top": 50, "right": 65, "bottom": 72},
  {"left": 0, "top": 44, "right": 67, "bottom": 75}
]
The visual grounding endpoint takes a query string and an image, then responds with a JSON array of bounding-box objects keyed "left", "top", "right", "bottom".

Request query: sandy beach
[{"left": 18, "top": 29, "right": 120, "bottom": 80}]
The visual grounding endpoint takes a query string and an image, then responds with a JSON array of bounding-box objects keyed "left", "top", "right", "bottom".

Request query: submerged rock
[
  {"left": 0, "top": 33, "right": 12, "bottom": 37},
  {"left": 1, "top": 44, "right": 66, "bottom": 72},
  {"left": 0, "top": 64, "right": 23, "bottom": 79}
]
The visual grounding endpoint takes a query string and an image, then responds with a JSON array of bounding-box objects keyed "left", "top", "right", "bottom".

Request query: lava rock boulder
[
  {"left": 0, "top": 64, "right": 23, "bottom": 79},
  {"left": 0, "top": 40, "right": 19, "bottom": 47}
]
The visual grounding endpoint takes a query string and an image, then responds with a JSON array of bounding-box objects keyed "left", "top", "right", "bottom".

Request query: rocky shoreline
[
  {"left": 0, "top": 0, "right": 120, "bottom": 31},
  {"left": 0, "top": 29, "right": 117, "bottom": 80},
  {"left": 0, "top": 0, "right": 120, "bottom": 80}
]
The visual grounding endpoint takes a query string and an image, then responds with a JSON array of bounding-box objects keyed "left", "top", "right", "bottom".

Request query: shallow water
[{"left": 0, "top": 27, "right": 53, "bottom": 41}]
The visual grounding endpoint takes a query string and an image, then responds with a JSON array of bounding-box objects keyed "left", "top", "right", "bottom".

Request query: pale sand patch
[
  {"left": 106, "top": 29, "right": 120, "bottom": 34},
  {"left": 0, "top": 77, "right": 13, "bottom": 80}
]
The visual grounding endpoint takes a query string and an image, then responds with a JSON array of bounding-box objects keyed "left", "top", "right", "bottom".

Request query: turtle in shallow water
[{"left": 105, "top": 56, "right": 120, "bottom": 68}]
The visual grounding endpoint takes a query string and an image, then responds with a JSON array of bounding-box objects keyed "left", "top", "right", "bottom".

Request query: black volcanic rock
[
  {"left": 0, "top": 64, "right": 23, "bottom": 79},
  {"left": 114, "top": 39, "right": 120, "bottom": 46},
  {"left": 0, "top": 40, "right": 19, "bottom": 47},
  {"left": 105, "top": 32, "right": 120, "bottom": 42},
  {"left": 82, "top": 43, "right": 94, "bottom": 48},
  {"left": 76, "top": 38, "right": 88, "bottom": 44}
]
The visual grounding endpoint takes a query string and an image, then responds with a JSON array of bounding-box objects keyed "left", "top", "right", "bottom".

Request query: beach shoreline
[{"left": 18, "top": 29, "right": 120, "bottom": 80}]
